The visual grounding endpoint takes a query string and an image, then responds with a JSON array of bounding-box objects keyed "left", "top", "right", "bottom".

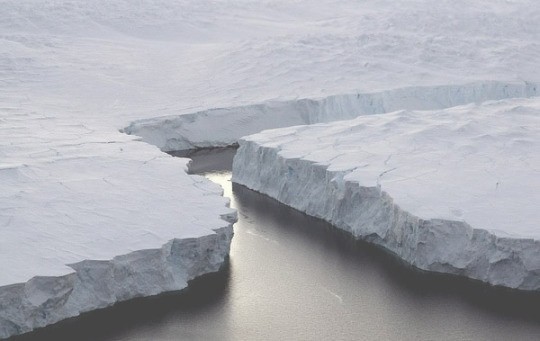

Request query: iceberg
[{"left": 232, "top": 98, "right": 540, "bottom": 290}]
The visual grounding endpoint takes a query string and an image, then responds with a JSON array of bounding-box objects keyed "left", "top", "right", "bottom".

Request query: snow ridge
[{"left": 124, "top": 81, "right": 539, "bottom": 151}]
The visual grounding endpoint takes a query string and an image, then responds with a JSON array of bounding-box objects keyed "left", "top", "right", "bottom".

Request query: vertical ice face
[
  {"left": 0, "top": 225, "right": 234, "bottom": 339},
  {"left": 232, "top": 98, "right": 540, "bottom": 291}
]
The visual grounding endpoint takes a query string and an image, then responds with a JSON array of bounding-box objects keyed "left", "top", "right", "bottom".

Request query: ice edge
[
  {"left": 232, "top": 142, "right": 540, "bottom": 291},
  {"left": 124, "top": 81, "right": 540, "bottom": 152},
  {"left": 0, "top": 203, "right": 235, "bottom": 339}
]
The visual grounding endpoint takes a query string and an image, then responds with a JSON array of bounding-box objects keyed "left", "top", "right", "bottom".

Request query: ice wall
[
  {"left": 124, "top": 81, "right": 540, "bottom": 152},
  {"left": 0, "top": 225, "right": 233, "bottom": 339},
  {"left": 0, "top": 110, "right": 236, "bottom": 339},
  {"left": 232, "top": 98, "right": 540, "bottom": 291}
]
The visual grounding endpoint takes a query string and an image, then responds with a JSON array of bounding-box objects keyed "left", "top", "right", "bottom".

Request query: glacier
[{"left": 232, "top": 98, "right": 540, "bottom": 290}]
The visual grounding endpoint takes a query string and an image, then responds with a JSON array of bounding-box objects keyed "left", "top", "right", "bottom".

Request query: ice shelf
[
  {"left": 125, "top": 81, "right": 540, "bottom": 152},
  {"left": 232, "top": 98, "right": 540, "bottom": 291},
  {"left": 0, "top": 110, "right": 235, "bottom": 338},
  {"left": 2, "top": 0, "right": 540, "bottom": 337}
]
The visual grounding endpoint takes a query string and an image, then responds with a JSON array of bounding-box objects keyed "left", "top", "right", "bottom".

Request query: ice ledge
[
  {"left": 0, "top": 111, "right": 237, "bottom": 339},
  {"left": 0, "top": 223, "right": 233, "bottom": 339},
  {"left": 124, "top": 81, "right": 539, "bottom": 152},
  {"left": 232, "top": 99, "right": 540, "bottom": 291}
]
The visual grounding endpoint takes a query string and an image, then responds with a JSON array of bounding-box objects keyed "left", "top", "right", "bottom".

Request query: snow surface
[
  {"left": 1, "top": 0, "right": 539, "bottom": 130},
  {"left": 1, "top": 0, "right": 540, "bottom": 336},
  {"left": 0, "top": 109, "right": 236, "bottom": 287},
  {"left": 232, "top": 98, "right": 540, "bottom": 290}
]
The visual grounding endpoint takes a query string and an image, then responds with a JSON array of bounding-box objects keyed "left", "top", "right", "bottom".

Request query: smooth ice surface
[{"left": 233, "top": 98, "right": 540, "bottom": 290}]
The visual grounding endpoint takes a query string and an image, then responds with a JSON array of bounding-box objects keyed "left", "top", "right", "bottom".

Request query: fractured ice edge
[
  {"left": 0, "top": 112, "right": 236, "bottom": 338},
  {"left": 232, "top": 98, "right": 540, "bottom": 291},
  {"left": 0, "top": 224, "right": 233, "bottom": 339},
  {"left": 124, "top": 81, "right": 539, "bottom": 152}
]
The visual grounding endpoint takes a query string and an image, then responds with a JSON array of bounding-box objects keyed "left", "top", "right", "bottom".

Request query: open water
[{"left": 13, "top": 148, "right": 540, "bottom": 341}]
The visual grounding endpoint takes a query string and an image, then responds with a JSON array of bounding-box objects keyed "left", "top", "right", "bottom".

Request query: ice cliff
[
  {"left": 124, "top": 81, "right": 540, "bottom": 152},
  {"left": 0, "top": 110, "right": 235, "bottom": 339},
  {"left": 232, "top": 98, "right": 540, "bottom": 291}
]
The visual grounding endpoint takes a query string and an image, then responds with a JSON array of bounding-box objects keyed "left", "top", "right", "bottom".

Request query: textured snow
[
  {"left": 232, "top": 98, "right": 540, "bottom": 290},
  {"left": 1, "top": 0, "right": 540, "bottom": 336},
  {"left": 1, "top": 0, "right": 539, "bottom": 130}
]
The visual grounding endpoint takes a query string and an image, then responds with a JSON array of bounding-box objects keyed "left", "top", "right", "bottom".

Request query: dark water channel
[{"left": 13, "top": 148, "right": 540, "bottom": 341}]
